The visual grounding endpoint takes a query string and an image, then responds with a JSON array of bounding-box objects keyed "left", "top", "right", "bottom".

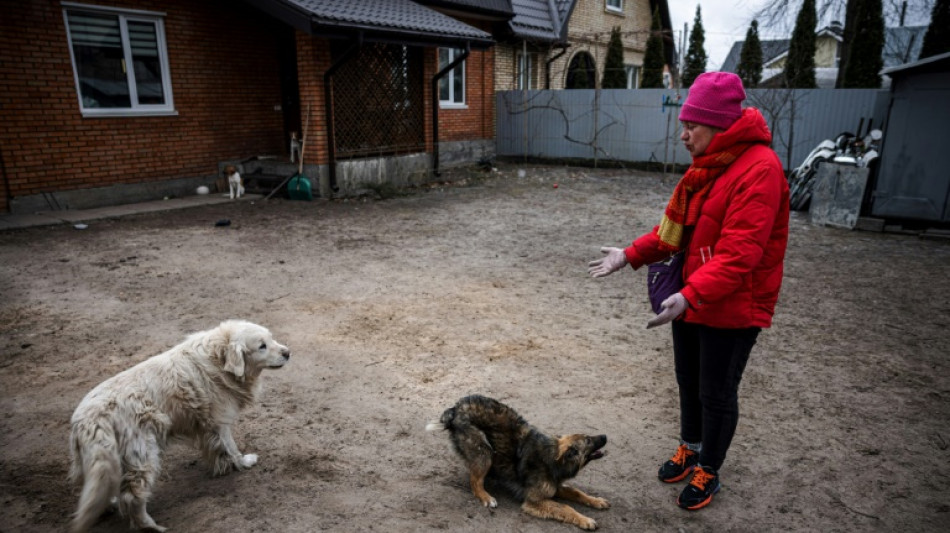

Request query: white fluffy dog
[{"left": 68, "top": 320, "right": 291, "bottom": 532}]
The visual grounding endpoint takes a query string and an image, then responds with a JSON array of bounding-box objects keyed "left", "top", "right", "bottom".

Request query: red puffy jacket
[{"left": 624, "top": 108, "right": 790, "bottom": 329}]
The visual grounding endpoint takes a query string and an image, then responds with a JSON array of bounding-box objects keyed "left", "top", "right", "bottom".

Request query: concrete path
[{"left": 0, "top": 194, "right": 262, "bottom": 231}]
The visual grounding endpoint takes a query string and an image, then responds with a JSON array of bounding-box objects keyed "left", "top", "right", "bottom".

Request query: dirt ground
[{"left": 1, "top": 163, "right": 948, "bottom": 533}]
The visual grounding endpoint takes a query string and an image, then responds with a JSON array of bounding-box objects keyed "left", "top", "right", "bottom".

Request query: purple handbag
[{"left": 647, "top": 252, "right": 684, "bottom": 314}]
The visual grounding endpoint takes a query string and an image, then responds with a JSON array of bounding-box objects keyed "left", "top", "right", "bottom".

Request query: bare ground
[{"left": 1, "top": 164, "right": 948, "bottom": 533}]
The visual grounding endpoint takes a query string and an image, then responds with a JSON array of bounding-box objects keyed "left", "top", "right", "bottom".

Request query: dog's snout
[{"left": 282, "top": 348, "right": 291, "bottom": 360}]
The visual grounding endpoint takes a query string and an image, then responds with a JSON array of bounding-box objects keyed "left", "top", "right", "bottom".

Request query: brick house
[
  {"left": 0, "top": 0, "right": 511, "bottom": 213},
  {"left": 493, "top": 0, "right": 674, "bottom": 91}
]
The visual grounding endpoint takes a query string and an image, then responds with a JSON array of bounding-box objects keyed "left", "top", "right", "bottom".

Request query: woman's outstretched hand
[{"left": 588, "top": 247, "right": 628, "bottom": 278}]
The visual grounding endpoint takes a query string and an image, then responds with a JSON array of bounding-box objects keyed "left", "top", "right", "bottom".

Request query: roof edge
[
  {"left": 882, "top": 51, "right": 950, "bottom": 76},
  {"left": 241, "top": 0, "right": 495, "bottom": 49},
  {"left": 311, "top": 19, "right": 494, "bottom": 49}
]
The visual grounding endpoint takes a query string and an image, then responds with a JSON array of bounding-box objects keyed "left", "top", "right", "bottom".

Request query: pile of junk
[{"left": 788, "top": 119, "right": 883, "bottom": 211}]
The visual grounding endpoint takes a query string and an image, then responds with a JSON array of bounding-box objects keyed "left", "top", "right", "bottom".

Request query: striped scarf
[{"left": 656, "top": 142, "right": 755, "bottom": 252}]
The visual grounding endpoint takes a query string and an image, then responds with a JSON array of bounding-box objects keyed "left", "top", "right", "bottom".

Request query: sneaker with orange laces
[
  {"left": 657, "top": 443, "right": 699, "bottom": 483},
  {"left": 677, "top": 465, "right": 721, "bottom": 510}
]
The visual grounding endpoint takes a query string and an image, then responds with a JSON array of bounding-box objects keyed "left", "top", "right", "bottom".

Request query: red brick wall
[
  {"left": 432, "top": 19, "right": 496, "bottom": 143},
  {"left": 433, "top": 45, "right": 495, "bottom": 142},
  {"left": 296, "top": 34, "right": 330, "bottom": 165},
  {"left": 0, "top": 0, "right": 287, "bottom": 211}
]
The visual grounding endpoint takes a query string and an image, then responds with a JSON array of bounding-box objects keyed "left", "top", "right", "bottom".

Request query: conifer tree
[
  {"left": 737, "top": 20, "right": 763, "bottom": 88},
  {"left": 920, "top": 0, "right": 950, "bottom": 59},
  {"left": 842, "top": 0, "right": 884, "bottom": 87},
  {"left": 602, "top": 26, "right": 627, "bottom": 88},
  {"left": 835, "top": 0, "right": 859, "bottom": 87},
  {"left": 784, "top": 0, "right": 817, "bottom": 88},
  {"left": 682, "top": 5, "right": 708, "bottom": 87},
  {"left": 641, "top": 6, "right": 666, "bottom": 88}
]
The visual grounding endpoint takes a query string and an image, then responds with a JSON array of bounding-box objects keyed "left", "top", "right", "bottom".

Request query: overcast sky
[
  {"left": 668, "top": 0, "right": 773, "bottom": 71},
  {"left": 669, "top": 0, "right": 935, "bottom": 71}
]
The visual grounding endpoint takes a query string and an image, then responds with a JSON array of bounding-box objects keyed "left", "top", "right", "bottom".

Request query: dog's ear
[
  {"left": 223, "top": 340, "right": 246, "bottom": 381},
  {"left": 555, "top": 435, "right": 579, "bottom": 461}
]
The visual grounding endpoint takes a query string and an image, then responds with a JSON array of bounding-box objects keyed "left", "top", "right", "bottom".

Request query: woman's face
[{"left": 680, "top": 121, "right": 722, "bottom": 157}]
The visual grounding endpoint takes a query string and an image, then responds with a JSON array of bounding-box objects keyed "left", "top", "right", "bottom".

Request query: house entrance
[{"left": 277, "top": 29, "right": 301, "bottom": 155}]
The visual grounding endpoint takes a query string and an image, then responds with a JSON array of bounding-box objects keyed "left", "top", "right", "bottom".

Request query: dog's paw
[
  {"left": 479, "top": 496, "right": 497, "bottom": 509},
  {"left": 239, "top": 454, "right": 258, "bottom": 468},
  {"left": 577, "top": 516, "right": 597, "bottom": 530},
  {"left": 588, "top": 496, "right": 610, "bottom": 509}
]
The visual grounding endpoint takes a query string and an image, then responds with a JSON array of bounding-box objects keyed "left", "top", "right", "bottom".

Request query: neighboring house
[
  {"left": 0, "top": 0, "right": 511, "bottom": 213},
  {"left": 720, "top": 22, "right": 928, "bottom": 88},
  {"left": 494, "top": 0, "right": 576, "bottom": 90},
  {"left": 494, "top": 0, "right": 674, "bottom": 91},
  {"left": 557, "top": 0, "right": 675, "bottom": 89}
]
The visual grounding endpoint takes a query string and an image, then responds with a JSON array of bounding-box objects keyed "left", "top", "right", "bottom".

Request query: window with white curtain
[
  {"left": 63, "top": 3, "right": 174, "bottom": 116},
  {"left": 438, "top": 48, "right": 465, "bottom": 107},
  {"left": 606, "top": 0, "right": 623, "bottom": 12}
]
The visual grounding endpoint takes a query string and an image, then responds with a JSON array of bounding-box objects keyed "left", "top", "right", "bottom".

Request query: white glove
[
  {"left": 646, "top": 292, "right": 688, "bottom": 328},
  {"left": 588, "top": 247, "right": 628, "bottom": 278}
]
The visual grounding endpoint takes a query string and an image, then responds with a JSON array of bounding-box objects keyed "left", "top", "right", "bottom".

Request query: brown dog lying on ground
[{"left": 427, "top": 395, "right": 608, "bottom": 530}]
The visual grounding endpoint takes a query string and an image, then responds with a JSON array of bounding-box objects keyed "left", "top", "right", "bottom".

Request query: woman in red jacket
[{"left": 588, "top": 72, "right": 789, "bottom": 511}]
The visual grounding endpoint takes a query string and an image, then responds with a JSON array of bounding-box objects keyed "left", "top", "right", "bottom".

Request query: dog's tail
[{"left": 69, "top": 418, "right": 122, "bottom": 533}]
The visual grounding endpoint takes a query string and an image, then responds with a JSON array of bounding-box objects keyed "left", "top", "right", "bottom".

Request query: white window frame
[
  {"left": 439, "top": 48, "right": 466, "bottom": 108},
  {"left": 517, "top": 51, "right": 534, "bottom": 90},
  {"left": 606, "top": 0, "right": 623, "bottom": 13},
  {"left": 63, "top": 2, "right": 175, "bottom": 117},
  {"left": 625, "top": 65, "right": 640, "bottom": 89}
]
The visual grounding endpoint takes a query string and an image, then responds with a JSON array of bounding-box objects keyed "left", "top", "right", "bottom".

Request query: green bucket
[{"left": 287, "top": 175, "right": 312, "bottom": 201}]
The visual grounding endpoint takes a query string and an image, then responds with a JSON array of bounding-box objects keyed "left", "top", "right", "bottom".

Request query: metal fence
[{"left": 496, "top": 88, "right": 890, "bottom": 171}]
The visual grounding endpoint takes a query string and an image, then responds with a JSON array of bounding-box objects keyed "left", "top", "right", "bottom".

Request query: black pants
[{"left": 671, "top": 320, "right": 760, "bottom": 472}]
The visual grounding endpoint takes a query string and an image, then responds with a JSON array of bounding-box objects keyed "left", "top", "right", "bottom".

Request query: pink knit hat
[{"left": 679, "top": 72, "right": 746, "bottom": 130}]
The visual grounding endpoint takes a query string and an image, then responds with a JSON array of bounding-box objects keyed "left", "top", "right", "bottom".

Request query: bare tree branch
[{"left": 753, "top": 0, "right": 933, "bottom": 34}]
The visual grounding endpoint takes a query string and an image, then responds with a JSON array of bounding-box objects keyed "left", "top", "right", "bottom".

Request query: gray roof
[
  {"left": 507, "top": 0, "right": 575, "bottom": 44},
  {"left": 417, "top": 0, "right": 514, "bottom": 18},
  {"left": 720, "top": 39, "right": 789, "bottom": 73},
  {"left": 721, "top": 25, "right": 928, "bottom": 73},
  {"left": 881, "top": 26, "right": 928, "bottom": 68},
  {"left": 244, "top": 0, "right": 496, "bottom": 48}
]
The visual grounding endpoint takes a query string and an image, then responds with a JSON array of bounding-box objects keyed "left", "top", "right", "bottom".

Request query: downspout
[
  {"left": 546, "top": 46, "right": 567, "bottom": 89},
  {"left": 0, "top": 145, "right": 10, "bottom": 213},
  {"left": 545, "top": 0, "right": 567, "bottom": 89},
  {"left": 323, "top": 32, "right": 363, "bottom": 194},
  {"left": 431, "top": 42, "right": 470, "bottom": 177}
]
